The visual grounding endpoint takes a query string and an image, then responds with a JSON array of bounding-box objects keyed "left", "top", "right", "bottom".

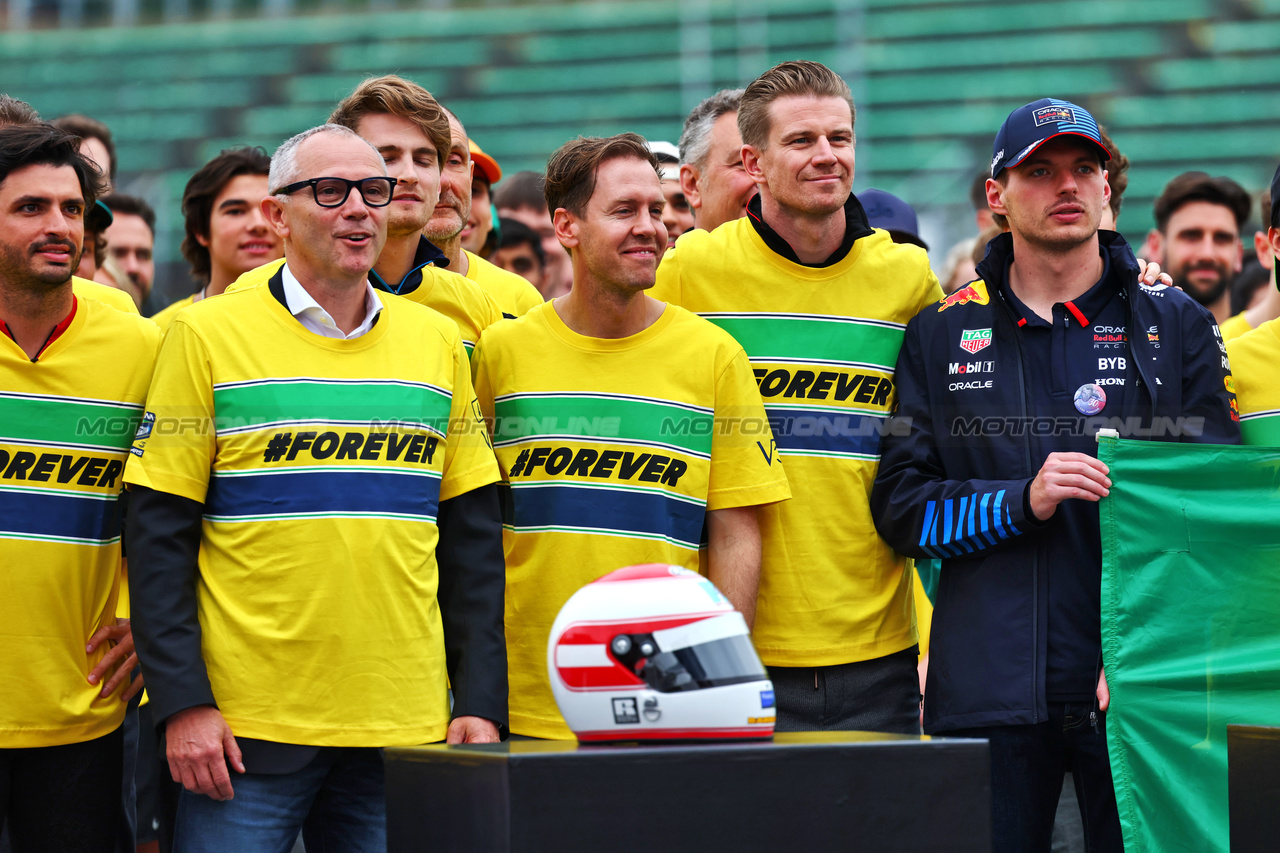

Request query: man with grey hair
[
  {"left": 125, "top": 123, "right": 507, "bottom": 850},
  {"left": 423, "top": 105, "right": 543, "bottom": 317},
  {"left": 677, "top": 87, "right": 757, "bottom": 232}
]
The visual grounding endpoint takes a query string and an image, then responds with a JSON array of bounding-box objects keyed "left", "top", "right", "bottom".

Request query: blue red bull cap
[{"left": 990, "top": 98, "right": 1111, "bottom": 178}]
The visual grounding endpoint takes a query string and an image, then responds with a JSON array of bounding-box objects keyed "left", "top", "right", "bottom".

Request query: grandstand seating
[{"left": 3, "top": 0, "right": 1278, "bottom": 300}]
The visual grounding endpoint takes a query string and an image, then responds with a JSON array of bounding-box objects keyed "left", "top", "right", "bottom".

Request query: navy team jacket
[{"left": 870, "top": 230, "right": 1239, "bottom": 734}]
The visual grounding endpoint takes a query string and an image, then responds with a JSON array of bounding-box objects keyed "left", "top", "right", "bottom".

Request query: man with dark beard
[
  {"left": 0, "top": 122, "right": 159, "bottom": 851},
  {"left": 1143, "top": 172, "right": 1251, "bottom": 325}
]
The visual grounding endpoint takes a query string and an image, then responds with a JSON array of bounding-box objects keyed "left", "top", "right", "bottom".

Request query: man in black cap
[{"left": 872, "top": 98, "right": 1239, "bottom": 853}]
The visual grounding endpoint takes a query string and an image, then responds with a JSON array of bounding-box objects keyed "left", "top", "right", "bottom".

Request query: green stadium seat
[
  {"left": 1204, "top": 19, "right": 1280, "bottom": 53},
  {"left": 1104, "top": 93, "right": 1280, "bottom": 128},
  {"left": 865, "top": 28, "right": 1167, "bottom": 72},
  {"left": 1150, "top": 55, "right": 1280, "bottom": 91},
  {"left": 518, "top": 30, "right": 679, "bottom": 64},
  {"left": 333, "top": 38, "right": 489, "bottom": 72},
  {"left": 451, "top": 89, "right": 681, "bottom": 131},
  {"left": 868, "top": 0, "right": 1214, "bottom": 39},
  {"left": 473, "top": 58, "right": 683, "bottom": 96},
  {"left": 242, "top": 104, "right": 331, "bottom": 137},
  {"left": 1, "top": 0, "right": 1275, "bottom": 275},
  {"left": 195, "top": 136, "right": 288, "bottom": 165},
  {"left": 285, "top": 72, "right": 449, "bottom": 106},
  {"left": 865, "top": 65, "right": 1117, "bottom": 107},
  {"left": 1113, "top": 126, "right": 1280, "bottom": 166}
]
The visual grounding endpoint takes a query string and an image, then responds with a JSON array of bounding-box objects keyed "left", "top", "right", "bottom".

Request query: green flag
[{"left": 1099, "top": 435, "right": 1280, "bottom": 853}]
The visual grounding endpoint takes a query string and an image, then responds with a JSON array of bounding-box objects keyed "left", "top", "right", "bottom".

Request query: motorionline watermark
[
  {"left": 947, "top": 415, "right": 1208, "bottom": 439},
  {"left": 77, "top": 415, "right": 484, "bottom": 438},
  {"left": 491, "top": 414, "right": 904, "bottom": 439}
]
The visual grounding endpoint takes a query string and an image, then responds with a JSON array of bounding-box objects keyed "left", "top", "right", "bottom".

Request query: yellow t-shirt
[
  {"left": 73, "top": 277, "right": 140, "bottom": 315},
  {"left": 1225, "top": 318, "right": 1280, "bottom": 445},
  {"left": 652, "top": 219, "right": 942, "bottom": 667},
  {"left": 1219, "top": 310, "right": 1253, "bottom": 342},
  {"left": 230, "top": 258, "right": 502, "bottom": 357},
  {"left": 123, "top": 282, "right": 500, "bottom": 746},
  {"left": 472, "top": 301, "right": 791, "bottom": 738},
  {"left": 0, "top": 298, "right": 159, "bottom": 747},
  {"left": 465, "top": 250, "right": 543, "bottom": 317},
  {"left": 149, "top": 294, "right": 196, "bottom": 333}
]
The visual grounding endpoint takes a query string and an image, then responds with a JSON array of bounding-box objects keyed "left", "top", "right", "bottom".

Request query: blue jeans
[
  {"left": 173, "top": 747, "right": 384, "bottom": 853},
  {"left": 946, "top": 703, "right": 1122, "bottom": 853}
]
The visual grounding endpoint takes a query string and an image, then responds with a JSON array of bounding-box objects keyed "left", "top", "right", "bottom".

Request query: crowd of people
[{"left": 1, "top": 56, "right": 1277, "bottom": 853}]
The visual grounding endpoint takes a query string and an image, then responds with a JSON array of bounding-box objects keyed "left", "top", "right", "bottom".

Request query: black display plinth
[
  {"left": 1228, "top": 724, "right": 1280, "bottom": 853},
  {"left": 386, "top": 730, "right": 991, "bottom": 852}
]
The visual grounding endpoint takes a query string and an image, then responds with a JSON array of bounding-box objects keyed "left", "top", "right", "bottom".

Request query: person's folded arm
[{"left": 435, "top": 482, "right": 508, "bottom": 741}]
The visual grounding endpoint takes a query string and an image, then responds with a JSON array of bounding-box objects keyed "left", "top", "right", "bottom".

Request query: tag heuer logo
[{"left": 960, "top": 329, "right": 993, "bottom": 354}]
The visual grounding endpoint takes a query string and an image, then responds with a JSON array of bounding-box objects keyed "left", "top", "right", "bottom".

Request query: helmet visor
[{"left": 640, "top": 612, "right": 767, "bottom": 693}]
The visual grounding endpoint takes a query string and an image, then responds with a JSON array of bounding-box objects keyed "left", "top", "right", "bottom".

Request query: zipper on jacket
[
  {"left": 1001, "top": 292, "right": 1041, "bottom": 725},
  {"left": 1123, "top": 287, "right": 1158, "bottom": 412}
]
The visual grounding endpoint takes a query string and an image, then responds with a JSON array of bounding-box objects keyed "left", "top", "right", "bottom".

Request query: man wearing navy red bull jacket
[{"left": 871, "top": 98, "right": 1240, "bottom": 852}]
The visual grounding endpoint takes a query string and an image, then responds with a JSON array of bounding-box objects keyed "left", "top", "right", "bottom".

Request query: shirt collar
[
  {"left": 745, "top": 191, "right": 874, "bottom": 267},
  {"left": 991, "top": 236, "right": 1119, "bottom": 329},
  {"left": 281, "top": 262, "right": 383, "bottom": 340},
  {"left": 0, "top": 294, "right": 77, "bottom": 361},
  {"left": 369, "top": 236, "right": 450, "bottom": 296}
]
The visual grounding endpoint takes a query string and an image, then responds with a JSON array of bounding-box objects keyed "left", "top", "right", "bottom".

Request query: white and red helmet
[{"left": 548, "top": 564, "right": 776, "bottom": 742}]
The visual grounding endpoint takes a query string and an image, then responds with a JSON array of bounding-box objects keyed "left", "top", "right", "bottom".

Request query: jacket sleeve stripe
[
  {"left": 1004, "top": 499, "right": 1021, "bottom": 536},
  {"left": 955, "top": 497, "right": 975, "bottom": 554},
  {"left": 993, "top": 490, "right": 1009, "bottom": 540},
  {"left": 978, "top": 492, "right": 998, "bottom": 546},
  {"left": 917, "top": 488, "right": 1034, "bottom": 560},
  {"left": 920, "top": 500, "right": 938, "bottom": 556}
]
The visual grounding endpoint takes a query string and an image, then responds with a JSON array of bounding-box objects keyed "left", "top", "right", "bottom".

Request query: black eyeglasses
[{"left": 274, "top": 176, "right": 398, "bottom": 208}]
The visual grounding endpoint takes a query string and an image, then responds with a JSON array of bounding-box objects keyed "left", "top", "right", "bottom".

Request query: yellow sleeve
[
  {"left": 438, "top": 334, "right": 502, "bottom": 502},
  {"left": 224, "top": 258, "right": 285, "bottom": 294},
  {"left": 470, "top": 337, "right": 496, "bottom": 427},
  {"left": 149, "top": 295, "right": 193, "bottom": 334},
  {"left": 651, "top": 250, "right": 683, "bottom": 305},
  {"left": 480, "top": 289, "right": 505, "bottom": 329},
  {"left": 1220, "top": 311, "right": 1253, "bottom": 342},
  {"left": 512, "top": 280, "right": 544, "bottom": 316},
  {"left": 73, "top": 277, "right": 140, "bottom": 314},
  {"left": 706, "top": 345, "right": 791, "bottom": 510},
  {"left": 122, "top": 319, "right": 216, "bottom": 503},
  {"left": 918, "top": 257, "right": 944, "bottom": 312},
  {"left": 911, "top": 564, "right": 932, "bottom": 656}
]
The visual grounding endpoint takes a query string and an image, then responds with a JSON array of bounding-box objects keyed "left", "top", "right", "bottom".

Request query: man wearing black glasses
[{"left": 124, "top": 123, "right": 507, "bottom": 851}]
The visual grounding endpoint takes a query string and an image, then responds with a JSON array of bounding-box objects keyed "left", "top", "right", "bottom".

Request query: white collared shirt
[{"left": 281, "top": 263, "right": 383, "bottom": 340}]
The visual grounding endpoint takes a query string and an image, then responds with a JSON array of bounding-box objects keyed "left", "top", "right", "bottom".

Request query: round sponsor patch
[{"left": 1074, "top": 383, "right": 1107, "bottom": 415}]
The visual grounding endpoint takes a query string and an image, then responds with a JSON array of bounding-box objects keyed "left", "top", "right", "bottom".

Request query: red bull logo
[
  {"left": 938, "top": 280, "right": 990, "bottom": 313},
  {"left": 1033, "top": 105, "right": 1075, "bottom": 126}
]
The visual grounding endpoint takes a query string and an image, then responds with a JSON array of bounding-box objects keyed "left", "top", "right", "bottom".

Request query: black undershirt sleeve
[
  {"left": 434, "top": 482, "right": 509, "bottom": 737},
  {"left": 124, "top": 485, "right": 217, "bottom": 728}
]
